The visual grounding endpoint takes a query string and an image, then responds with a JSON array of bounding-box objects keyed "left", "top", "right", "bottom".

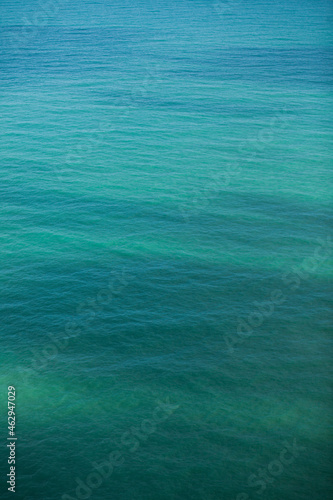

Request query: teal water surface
[{"left": 0, "top": 1, "right": 332, "bottom": 499}]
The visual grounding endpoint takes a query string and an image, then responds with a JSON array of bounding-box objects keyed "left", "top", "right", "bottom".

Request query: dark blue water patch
[{"left": 160, "top": 47, "right": 333, "bottom": 87}]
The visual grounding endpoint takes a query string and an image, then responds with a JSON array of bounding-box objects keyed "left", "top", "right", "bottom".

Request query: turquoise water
[{"left": 1, "top": 0, "right": 332, "bottom": 499}]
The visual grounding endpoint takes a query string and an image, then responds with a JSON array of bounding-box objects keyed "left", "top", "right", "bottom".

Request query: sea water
[{"left": 0, "top": 0, "right": 332, "bottom": 499}]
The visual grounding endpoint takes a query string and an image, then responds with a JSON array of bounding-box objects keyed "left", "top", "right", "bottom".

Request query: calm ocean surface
[{"left": 0, "top": 1, "right": 332, "bottom": 499}]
